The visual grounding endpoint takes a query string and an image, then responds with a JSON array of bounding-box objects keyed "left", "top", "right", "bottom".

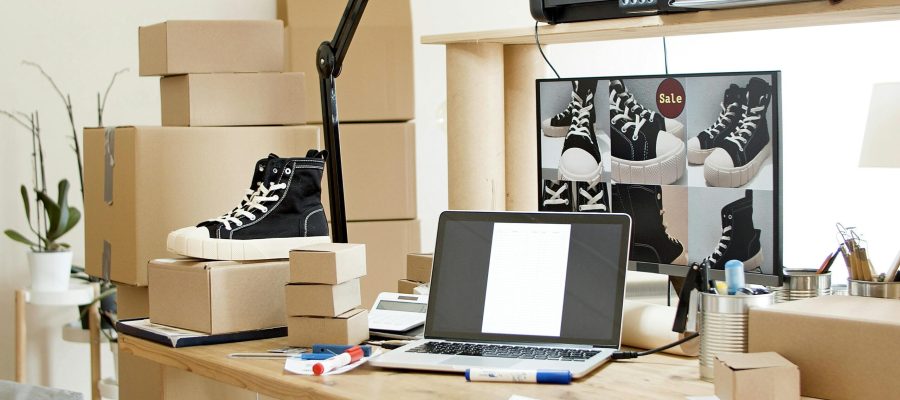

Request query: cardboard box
[
  {"left": 348, "top": 219, "right": 421, "bottom": 307},
  {"left": 164, "top": 366, "right": 257, "bottom": 400},
  {"left": 289, "top": 243, "right": 366, "bottom": 284},
  {"left": 84, "top": 125, "right": 319, "bottom": 286},
  {"left": 160, "top": 73, "right": 306, "bottom": 127},
  {"left": 749, "top": 295, "right": 900, "bottom": 400},
  {"left": 117, "top": 283, "right": 149, "bottom": 320},
  {"left": 286, "top": 308, "right": 369, "bottom": 347},
  {"left": 397, "top": 279, "right": 422, "bottom": 295},
  {"left": 148, "top": 258, "right": 290, "bottom": 334},
  {"left": 280, "top": 0, "right": 414, "bottom": 122},
  {"left": 318, "top": 122, "right": 417, "bottom": 221},
  {"left": 119, "top": 352, "right": 163, "bottom": 400},
  {"left": 406, "top": 253, "right": 433, "bottom": 283},
  {"left": 714, "top": 352, "right": 799, "bottom": 400},
  {"left": 285, "top": 279, "right": 361, "bottom": 317},
  {"left": 139, "top": 20, "right": 284, "bottom": 76}
]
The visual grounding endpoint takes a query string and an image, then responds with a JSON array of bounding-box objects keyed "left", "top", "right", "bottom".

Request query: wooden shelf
[{"left": 422, "top": 0, "right": 900, "bottom": 45}]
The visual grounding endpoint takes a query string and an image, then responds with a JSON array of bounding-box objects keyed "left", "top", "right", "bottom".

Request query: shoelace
[
  {"left": 209, "top": 182, "right": 287, "bottom": 230},
  {"left": 725, "top": 104, "right": 765, "bottom": 151},
  {"left": 705, "top": 225, "right": 733, "bottom": 265},
  {"left": 609, "top": 85, "right": 658, "bottom": 123},
  {"left": 578, "top": 183, "right": 606, "bottom": 211},
  {"left": 543, "top": 183, "right": 569, "bottom": 206},
  {"left": 565, "top": 98, "right": 595, "bottom": 143},
  {"left": 703, "top": 102, "right": 738, "bottom": 140},
  {"left": 554, "top": 89, "right": 580, "bottom": 122},
  {"left": 621, "top": 114, "right": 648, "bottom": 141}
]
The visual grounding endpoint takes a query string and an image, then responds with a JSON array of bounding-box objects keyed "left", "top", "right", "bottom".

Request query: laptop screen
[{"left": 425, "top": 211, "right": 631, "bottom": 347}]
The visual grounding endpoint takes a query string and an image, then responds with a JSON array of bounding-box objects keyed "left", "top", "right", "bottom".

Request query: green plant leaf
[
  {"left": 35, "top": 190, "right": 61, "bottom": 239},
  {"left": 5, "top": 229, "right": 38, "bottom": 248},
  {"left": 62, "top": 207, "right": 81, "bottom": 235},
  {"left": 52, "top": 180, "right": 71, "bottom": 240},
  {"left": 20, "top": 185, "right": 30, "bottom": 222}
]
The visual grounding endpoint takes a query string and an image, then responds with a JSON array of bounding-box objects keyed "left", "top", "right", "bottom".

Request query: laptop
[{"left": 370, "top": 211, "right": 632, "bottom": 378}]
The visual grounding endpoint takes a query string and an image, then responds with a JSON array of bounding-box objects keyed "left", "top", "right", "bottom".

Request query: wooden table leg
[
  {"left": 503, "top": 44, "right": 543, "bottom": 211},
  {"left": 15, "top": 289, "right": 26, "bottom": 383},
  {"left": 89, "top": 283, "right": 101, "bottom": 400}
]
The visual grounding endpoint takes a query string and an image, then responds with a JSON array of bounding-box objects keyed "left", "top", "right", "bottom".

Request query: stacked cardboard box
[
  {"left": 398, "top": 253, "right": 433, "bottom": 294},
  {"left": 279, "top": 0, "right": 421, "bottom": 307},
  {"left": 286, "top": 243, "right": 370, "bottom": 347}
]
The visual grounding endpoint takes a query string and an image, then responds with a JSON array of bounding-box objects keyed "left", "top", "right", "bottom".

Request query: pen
[
  {"left": 298, "top": 353, "right": 336, "bottom": 361},
  {"left": 312, "top": 346, "right": 364, "bottom": 375},
  {"left": 465, "top": 368, "right": 571, "bottom": 384},
  {"left": 312, "top": 344, "right": 373, "bottom": 357}
]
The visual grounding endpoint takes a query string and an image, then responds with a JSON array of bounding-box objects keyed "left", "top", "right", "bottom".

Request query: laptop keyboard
[{"left": 406, "top": 341, "right": 599, "bottom": 361}]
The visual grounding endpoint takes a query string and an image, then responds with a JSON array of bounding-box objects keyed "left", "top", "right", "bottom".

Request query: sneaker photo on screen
[
  {"left": 540, "top": 179, "right": 573, "bottom": 212},
  {"left": 167, "top": 150, "right": 331, "bottom": 260},
  {"left": 702, "top": 189, "right": 764, "bottom": 272},
  {"left": 611, "top": 184, "right": 687, "bottom": 265},
  {"left": 557, "top": 79, "right": 603, "bottom": 184},
  {"left": 687, "top": 84, "right": 746, "bottom": 165}
]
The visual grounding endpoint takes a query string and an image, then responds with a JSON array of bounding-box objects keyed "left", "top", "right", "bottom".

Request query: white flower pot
[{"left": 28, "top": 250, "right": 72, "bottom": 292}]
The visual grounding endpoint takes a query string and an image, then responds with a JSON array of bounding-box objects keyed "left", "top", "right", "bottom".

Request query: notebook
[{"left": 369, "top": 211, "right": 632, "bottom": 378}]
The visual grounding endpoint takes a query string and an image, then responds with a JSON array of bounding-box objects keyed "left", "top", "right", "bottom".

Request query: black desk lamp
[{"left": 316, "top": 0, "right": 368, "bottom": 243}]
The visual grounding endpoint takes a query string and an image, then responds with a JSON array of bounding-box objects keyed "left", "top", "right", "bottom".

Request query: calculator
[{"left": 367, "top": 292, "right": 428, "bottom": 332}]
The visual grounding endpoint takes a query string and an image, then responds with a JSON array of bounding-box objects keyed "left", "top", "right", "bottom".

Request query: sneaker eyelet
[
  {"left": 250, "top": 216, "right": 256, "bottom": 221},
  {"left": 273, "top": 168, "right": 278, "bottom": 173},
  {"left": 261, "top": 207, "right": 268, "bottom": 213},
  {"left": 285, "top": 168, "right": 292, "bottom": 174},
  {"left": 258, "top": 165, "right": 264, "bottom": 172}
]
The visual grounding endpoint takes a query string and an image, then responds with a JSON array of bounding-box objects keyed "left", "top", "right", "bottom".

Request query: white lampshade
[{"left": 859, "top": 82, "right": 900, "bottom": 168}]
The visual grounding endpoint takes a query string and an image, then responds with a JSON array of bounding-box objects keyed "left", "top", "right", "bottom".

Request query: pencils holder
[
  {"left": 848, "top": 280, "right": 900, "bottom": 299},
  {"left": 772, "top": 270, "right": 832, "bottom": 302},
  {"left": 698, "top": 292, "right": 774, "bottom": 382}
]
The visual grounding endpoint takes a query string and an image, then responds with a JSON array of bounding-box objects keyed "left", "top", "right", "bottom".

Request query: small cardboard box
[
  {"left": 285, "top": 279, "right": 361, "bottom": 317},
  {"left": 119, "top": 352, "right": 163, "bottom": 400},
  {"left": 279, "top": 0, "right": 413, "bottom": 122},
  {"left": 287, "top": 309, "right": 369, "bottom": 347},
  {"left": 160, "top": 73, "right": 306, "bottom": 127},
  {"left": 317, "top": 122, "right": 417, "bottom": 221},
  {"left": 714, "top": 352, "right": 799, "bottom": 400},
  {"left": 139, "top": 20, "right": 284, "bottom": 76},
  {"left": 348, "top": 219, "right": 421, "bottom": 308},
  {"left": 397, "top": 279, "right": 421, "bottom": 295},
  {"left": 406, "top": 253, "right": 434, "bottom": 283},
  {"left": 116, "top": 283, "right": 149, "bottom": 320},
  {"left": 148, "top": 258, "right": 290, "bottom": 334},
  {"left": 289, "top": 243, "right": 366, "bottom": 284},
  {"left": 749, "top": 295, "right": 900, "bottom": 400},
  {"left": 84, "top": 125, "right": 319, "bottom": 286}
]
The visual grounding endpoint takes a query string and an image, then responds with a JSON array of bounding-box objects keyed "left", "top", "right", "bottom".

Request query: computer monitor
[{"left": 536, "top": 72, "right": 782, "bottom": 286}]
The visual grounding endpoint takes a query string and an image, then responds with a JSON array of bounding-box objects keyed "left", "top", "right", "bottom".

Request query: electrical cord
[
  {"left": 611, "top": 332, "right": 700, "bottom": 360},
  {"left": 534, "top": 21, "right": 560, "bottom": 79}
]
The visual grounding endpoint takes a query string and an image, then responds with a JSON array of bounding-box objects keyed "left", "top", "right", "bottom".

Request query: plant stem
[{"left": 66, "top": 94, "right": 85, "bottom": 201}]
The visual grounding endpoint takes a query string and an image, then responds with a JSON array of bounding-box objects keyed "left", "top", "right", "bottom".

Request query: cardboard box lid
[
  {"left": 334, "top": 308, "right": 366, "bottom": 320},
  {"left": 717, "top": 352, "right": 796, "bottom": 370},
  {"left": 754, "top": 295, "right": 900, "bottom": 326}
]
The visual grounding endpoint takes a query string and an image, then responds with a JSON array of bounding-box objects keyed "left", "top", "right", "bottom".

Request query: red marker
[{"left": 312, "top": 345, "right": 364, "bottom": 375}]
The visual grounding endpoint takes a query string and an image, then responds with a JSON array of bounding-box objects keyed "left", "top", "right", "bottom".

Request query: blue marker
[
  {"left": 725, "top": 259, "right": 746, "bottom": 295},
  {"left": 298, "top": 353, "right": 336, "bottom": 361},
  {"left": 465, "top": 368, "right": 572, "bottom": 384}
]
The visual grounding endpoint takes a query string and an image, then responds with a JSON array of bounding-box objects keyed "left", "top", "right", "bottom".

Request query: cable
[
  {"left": 611, "top": 332, "right": 700, "bottom": 360},
  {"left": 534, "top": 21, "right": 560, "bottom": 79},
  {"left": 662, "top": 36, "right": 669, "bottom": 75}
]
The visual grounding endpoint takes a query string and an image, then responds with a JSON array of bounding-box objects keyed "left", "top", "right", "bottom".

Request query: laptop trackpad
[{"left": 440, "top": 356, "right": 519, "bottom": 368}]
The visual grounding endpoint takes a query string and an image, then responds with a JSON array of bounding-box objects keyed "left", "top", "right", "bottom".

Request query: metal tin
[
  {"left": 772, "top": 270, "right": 832, "bottom": 302},
  {"left": 698, "top": 292, "right": 774, "bottom": 381},
  {"left": 848, "top": 280, "right": 900, "bottom": 299}
]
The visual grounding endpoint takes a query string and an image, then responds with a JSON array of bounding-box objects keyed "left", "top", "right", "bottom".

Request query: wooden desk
[{"left": 119, "top": 334, "right": 713, "bottom": 399}]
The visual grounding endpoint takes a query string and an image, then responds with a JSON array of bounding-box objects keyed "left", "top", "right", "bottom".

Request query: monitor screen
[{"left": 536, "top": 72, "right": 782, "bottom": 285}]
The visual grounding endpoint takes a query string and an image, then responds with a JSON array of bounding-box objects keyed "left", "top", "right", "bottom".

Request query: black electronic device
[{"left": 531, "top": 0, "right": 687, "bottom": 24}]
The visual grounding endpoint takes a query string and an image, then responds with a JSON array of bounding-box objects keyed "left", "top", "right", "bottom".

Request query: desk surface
[{"left": 120, "top": 334, "right": 714, "bottom": 400}]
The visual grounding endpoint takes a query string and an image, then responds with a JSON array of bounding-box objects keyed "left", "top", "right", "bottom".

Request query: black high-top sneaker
[
  {"left": 540, "top": 179, "right": 573, "bottom": 212},
  {"left": 704, "top": 190, "right": 763, "bottom": 271},
  {"left": 687, "top": 84, "right": 746, "bottom": 165},
  {"left": 609, "top": 105, "right": 686, "bottom": 185},
  {"left": 542, "top": 81, "right": 582, "bottom": 138},
  {"left": 190, "top": 153, "right": 279, "bottom": 233},
  {"left": 558, "top": 84, "right": 602, "bottom": 184},
  {"left": 167, "top": 150, "right": 331, "bottom": 260},
  {"left": 609, "top": 79, "right": 685, "bottom": 140},
  {"left": 575, "top": 180, "right": 609, "bottom": 212},
  {"left": 611, "top": 184, "right": 687, "bottom": 264},
  {"left": 704, "top": 78, "right": 772, "bottom": 187}
]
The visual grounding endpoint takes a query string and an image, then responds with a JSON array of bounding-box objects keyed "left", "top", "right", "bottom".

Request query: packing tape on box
[
  {"left": 104, "top": 127, "right": 115, "bottom": 205},
  {"left": 622, "top": 300, "right": 699, "bottom": 357},
  {"left": 102, "top": 240, "right": 112, "bottom": 281}
]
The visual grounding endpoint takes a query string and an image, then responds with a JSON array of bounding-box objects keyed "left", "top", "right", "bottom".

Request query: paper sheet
[
  {"left": 283, "top": 350, "right": 381, "bottom": 376},
  {"left": 622, "top": 300, "right": 699, "bottom": 357}
]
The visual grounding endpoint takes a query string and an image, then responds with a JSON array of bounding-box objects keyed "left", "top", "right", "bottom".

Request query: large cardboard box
[
  {"left": 139, "top": 20, "right": 284, "bottom": 76},
  {"left": 160, "top": 73, "right": 306, "bottom": 127},
  {"left": 285, "top": 279, "right": 361, "bottom": 317},
  {"left": 148, "top": 258, "right": 290, "bottom": 334},
  {"left": 287, "top": 308, "right": 369, "bottom": 347},
  {"left": 406, "top": 253, "right": 433, "bottom": 283},
  {"left": 279, "top": 0, "right": 414, "bottom": 122},
  {"left": 84, "top": 125, "right": 319, "bottom": 286},
  {"left": 348, "top": 219, "right": 421, "bottom": 307},
  {"left": 318, "top": 122, "right": 417, "bottom": 221},
  {"left": 117, "top": 283, "right": 149, "bottom": 320},
  {"left": 289, "top": 243, "right": 366, "bottom": 284},
  {"left": 397, "top": 279, "right": 421, "bottom": 294},
  {"left": 119, "top": 352, "right": 163, "bottom": 400},
  {"left": 714, "top": 352, "right": 799, "bottom": 400},
  {"left": 749, "top": 295, "right": 900, "bottom": 400}
]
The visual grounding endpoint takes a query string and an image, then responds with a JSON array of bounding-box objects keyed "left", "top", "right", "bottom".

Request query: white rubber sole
[
  {"left": 741, "top": 249, "right": 765, "bottom": 272},
  {"left": 703, "top": 143, "right": 770, "bottom": 188},
  {"left": 664, "top": 118, "right": 685, "bottom": 141},
  {"left": 167, "top": 230, "right": 331, "bottom": 261},
  {"left": 558, "top": 148, "right": 602, "bottom": 185},
  {"left": 686, "top": 136, "right": 714, "bottom": 165},
  {"left": 542, "top": 118, "right": 568, "bottom": 138},
  {"left": 671, "top": 250, "right": 688, "bottom": 265},
  {"left": 611, "top": 133, "right": 686, "bottom": 185}
]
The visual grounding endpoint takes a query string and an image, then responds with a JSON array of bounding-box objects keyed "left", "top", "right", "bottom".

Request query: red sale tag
[{"left": 656, "top": 78, "right": 685, "bottom": 119}]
